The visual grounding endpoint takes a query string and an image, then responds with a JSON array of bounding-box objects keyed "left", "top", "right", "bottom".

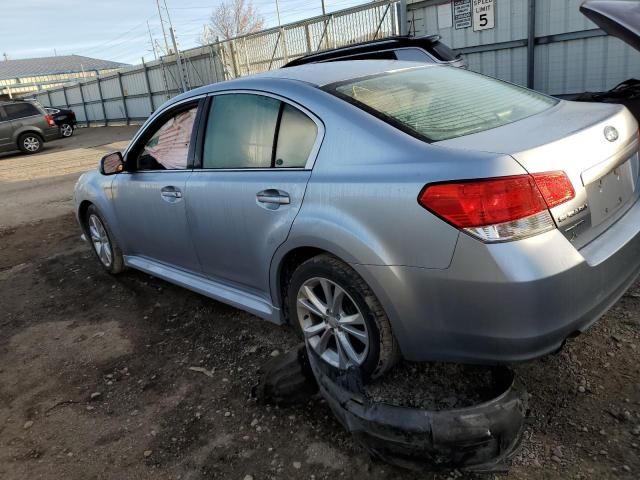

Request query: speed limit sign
[{"left": 473, "top": 0, "right": 495, "bottom": 31}]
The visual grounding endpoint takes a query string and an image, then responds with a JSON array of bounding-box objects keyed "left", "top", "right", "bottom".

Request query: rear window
[{"left": 328, "top": 66, "right": 558, "bottom": 141}]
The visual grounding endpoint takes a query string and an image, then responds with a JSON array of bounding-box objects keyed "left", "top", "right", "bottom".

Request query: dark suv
[
  {"left": 0, "top": 100, "right": 61, "bottom": 154},
  {"left": 283, "top": 35, "right": 466, "bottom": 69}
]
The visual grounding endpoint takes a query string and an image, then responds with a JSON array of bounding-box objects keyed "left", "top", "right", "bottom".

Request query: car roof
[
  {"left": 244, "top": 60, "right": 432, "bottom": 87},
  {"left": 283, "top": 35, "right": 442, "bottom": 68}
]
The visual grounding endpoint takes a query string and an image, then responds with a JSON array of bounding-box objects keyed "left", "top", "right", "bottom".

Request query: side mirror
[{"left": 100, "top": 152, "right": 124, "bottom": 175}]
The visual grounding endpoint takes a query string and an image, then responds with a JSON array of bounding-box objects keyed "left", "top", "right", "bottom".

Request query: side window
[
  {"left": 332, "top": 50, "right": 398, "bottom": 62},
  {"left": 137, "top": 107, "right": 197, "bottom": 171},
  {"left": 275, "top": 104, "right": 318, "bottom": 168},
  {"left": 202, "top": 93, "right": 319, "bottom": 170},
  {"left": 4, "top": 103, "right": 40, "bottom": 120},
  {"left": 203, "top": 94, "right": 280, "bottom": 169}
]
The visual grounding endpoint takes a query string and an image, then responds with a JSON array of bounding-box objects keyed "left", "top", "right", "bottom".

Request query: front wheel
[
  {"left": 84, "top": 205, "right": 124, "bottom": 274},
  {"left": 60, "top": 123, "right": 74, "bottom": 137},
  {"left": 287, "top": 254, "right": 399, "bottom": 381}
]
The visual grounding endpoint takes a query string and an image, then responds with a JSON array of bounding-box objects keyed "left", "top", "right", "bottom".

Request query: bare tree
[{"left": 199, "top": 0, "right": 264, "bottom": 44}]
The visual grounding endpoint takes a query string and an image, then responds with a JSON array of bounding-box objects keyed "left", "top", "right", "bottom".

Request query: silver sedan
[{"left": 74, "top": 61, "right": 640, "bottom": 379}]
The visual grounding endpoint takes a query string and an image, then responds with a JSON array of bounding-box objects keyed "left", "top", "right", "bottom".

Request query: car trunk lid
[
  {"left": 580, "top": 0, "right": 640, "bottom": 52},
  {"left": 436, "top": 100, "right": 640, "bottom": 249}
]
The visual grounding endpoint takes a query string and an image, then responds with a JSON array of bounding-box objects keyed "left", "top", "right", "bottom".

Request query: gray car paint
[
  {"left": 0, "top": 102, "right": 60, "bottom": 153},
  {"left": 74, "top": 61, "right": 640, "bottom": 363}
]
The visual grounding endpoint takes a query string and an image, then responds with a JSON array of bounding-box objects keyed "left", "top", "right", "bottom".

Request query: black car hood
[{"left": 580, "top": 0, "right": 640, "bottom": 52}]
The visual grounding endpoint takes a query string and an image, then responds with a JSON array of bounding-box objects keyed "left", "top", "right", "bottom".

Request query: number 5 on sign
[{"left": 473, "top": 0, "right": 495, "bottom": 31}]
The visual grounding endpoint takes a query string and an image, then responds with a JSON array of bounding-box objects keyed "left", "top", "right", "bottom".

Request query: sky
[{"left": 0, "top": 0, "right": 368, "bottom": 65}]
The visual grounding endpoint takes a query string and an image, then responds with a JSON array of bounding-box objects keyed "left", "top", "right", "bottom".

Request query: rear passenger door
[{"left": 186, "top": 92, "right": 323, "bottom": 296}]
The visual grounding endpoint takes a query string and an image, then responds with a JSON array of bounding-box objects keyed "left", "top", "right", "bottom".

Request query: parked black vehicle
[
  {"left": 0, "top": 100, "right": 61, "bottom": 154},
  {"left": 283, "top": 35, "right": 466, "bottom": 69},
  {"left": 45, "top": 107, "right": 77, "bottom": 137}
]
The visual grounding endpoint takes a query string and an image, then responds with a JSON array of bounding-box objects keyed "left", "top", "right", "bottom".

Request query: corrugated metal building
[
  {"left": 407, "top": 0, "right": 640, "bottom": 95},
  {"left": 0, "top": 55, "right": 127, "bottom": 98}
]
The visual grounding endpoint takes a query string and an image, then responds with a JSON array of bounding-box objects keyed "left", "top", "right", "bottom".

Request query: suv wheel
[
  {"left": 287, "top": 254, "right": 399, "bottom": 381},
  {"left": 60, "top": 123, "right": 74, "bottom": 137},
  {"left": 18, "top": 133, "right": 43, "bottom": 154}
]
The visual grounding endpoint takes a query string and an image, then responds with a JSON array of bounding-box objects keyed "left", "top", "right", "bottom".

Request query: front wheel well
[{"left": 78, "top": 201, "right": 94, "bottom": 232}]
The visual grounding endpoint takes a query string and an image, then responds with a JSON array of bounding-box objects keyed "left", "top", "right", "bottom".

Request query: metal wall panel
[
  {"left": 49, "top": 90, "right": 66, "bottom": 106},
  {"left": 125, "top": 97, "right": 152, "bottom": 119},
  {"left": 121, "top": 71, "right": 149, "bottom": 96},
  {"left": 99, "top": 76, "right": 121, "bottom": 100},
  {"left": 408, "top": 0, "right": 640, "bottom": 95},
  {"left": 104, "top": 99, "right": 125, "bottom": 120},
  {"left": 66, "top": 86, "right": 82, "bottom": 105}
]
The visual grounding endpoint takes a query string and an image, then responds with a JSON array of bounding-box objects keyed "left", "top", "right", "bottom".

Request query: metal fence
[
  {"left": 407, "top": 0, "right": 640, "bottom": 96},
  {"left": 34, "top": 1, "right": 401, "bottom": 126}
]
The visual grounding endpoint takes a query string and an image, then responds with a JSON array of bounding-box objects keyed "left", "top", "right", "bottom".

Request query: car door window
[
  {"left": 137, "top": 107, "right": 197, "bottom": 170},
  {"left": 203, "top": 94, "right": 280, "bottom": 169},
  {"left": 203, "top": 93, "right": 318, "bottom": 169},
  {"left": 4, "top": 102, "right": 40, "bottom": 120},
  {"left": 275, "top": 104, "right": 318, "bottom": 168},
  {"left": 394, "top": 48, "right": 436, "bottom": 63}
]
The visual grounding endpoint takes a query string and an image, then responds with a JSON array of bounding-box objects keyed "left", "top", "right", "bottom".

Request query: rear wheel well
[{"left": 278, "top": 247, "right": 330, "bottom": 324}]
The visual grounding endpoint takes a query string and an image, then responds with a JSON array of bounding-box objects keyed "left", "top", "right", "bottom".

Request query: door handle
[
  {"left": 256, "top": 189, "right": 290, "bottom": 205},
  {"left": 161, "top": 186, "right": 183, "bottom": 201}
]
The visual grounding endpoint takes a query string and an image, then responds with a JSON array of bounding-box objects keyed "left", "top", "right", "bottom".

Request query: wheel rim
[
  {"left": 61, "top": 124, "right": 73, "bottom": 137},
  {"left": 296, "top": 277, "right": 369, "bottom": 369},
  {"left": 88, "top": 214, "right": 113, "bottom": 268},
  {"left": 23, "top": 136, "right": 40, "bottom": 152}
]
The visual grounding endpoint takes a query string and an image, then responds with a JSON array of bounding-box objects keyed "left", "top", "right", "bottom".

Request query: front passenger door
[
  {"left": 112, "top": 101, "right": 202, "bottom": 273},
  {"left": 186, "top": 93, "right": 322, "bottom": 297}
]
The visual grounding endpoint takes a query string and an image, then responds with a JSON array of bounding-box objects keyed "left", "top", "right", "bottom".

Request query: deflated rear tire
[
  {"left": 85, "top": 205, "right": 124, "bottom": 274},
  {"left": 287, "top": 254, "right": 399, "bottom": 381}
]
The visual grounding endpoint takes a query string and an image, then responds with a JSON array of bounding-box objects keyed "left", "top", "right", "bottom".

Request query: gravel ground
[
  {"left": 365, "top": 362, "right": 498, "bottom": 410},
  {"left": 0, "top": 128, "right": 639, "bottom": 479}
]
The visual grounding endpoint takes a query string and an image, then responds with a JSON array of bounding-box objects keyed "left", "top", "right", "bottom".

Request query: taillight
[
  {"left": 418, "top": 171, "right": 575, "bottom": 242},
  {"left": 45, "top": 114, "right": 55, "bottom": 127}
]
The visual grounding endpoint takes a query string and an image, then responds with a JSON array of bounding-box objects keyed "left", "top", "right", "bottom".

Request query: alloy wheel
[
  {"left": 23, "top": 136, "right": 40, "bottom": 152},
  {"left": 61, "top": 124, "right": 73, "bottom": 137},
  {"left": 88, "top": 214, "right": 113, "bottom": 268},
  {"left": 296, "top": 277, "right": 370, "bottom": 369}
]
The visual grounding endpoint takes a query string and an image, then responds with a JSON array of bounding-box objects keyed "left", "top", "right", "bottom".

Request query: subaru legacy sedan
[{"left": 74, "top": 61, "right": 640, "bottom": 379}]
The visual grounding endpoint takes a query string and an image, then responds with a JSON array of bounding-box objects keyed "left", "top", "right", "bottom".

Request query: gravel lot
[{"left": 0, "top": 127, "right": 639, "bottom": 479}]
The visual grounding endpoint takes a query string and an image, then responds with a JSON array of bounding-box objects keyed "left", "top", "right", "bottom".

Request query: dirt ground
[{"left": 0, "top": 128, "right": 639, "bottom": 480}]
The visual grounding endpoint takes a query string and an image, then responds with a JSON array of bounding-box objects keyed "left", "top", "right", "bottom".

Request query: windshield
[{"left": 328, "top": 66, "right": 558, "bottom": 141}]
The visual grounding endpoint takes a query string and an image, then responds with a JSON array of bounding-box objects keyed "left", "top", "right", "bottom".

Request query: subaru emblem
[{"left": 604, "top": 126, "right": 619, "bottom": 142}]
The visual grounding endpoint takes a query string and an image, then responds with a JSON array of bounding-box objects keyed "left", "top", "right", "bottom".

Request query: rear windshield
[{"left": 327, "top": 66, "right": 558, "bottom": 141}]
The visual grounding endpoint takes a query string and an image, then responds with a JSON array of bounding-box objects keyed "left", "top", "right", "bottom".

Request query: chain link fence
[{"left": 34, "top": 1, "right": 400, "bottom": 126}]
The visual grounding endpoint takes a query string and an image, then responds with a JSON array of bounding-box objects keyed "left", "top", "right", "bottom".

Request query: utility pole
[
  {"left": 155, "top": 0, "right": 171, "bottom": 55},
  {"left": 275, "top": 0, "right": 282, "bottom": 26},
  {"left": 321, "top": 0, "right": 326, "bottom": 15},
  {"left": 147, "top": 21, "right": 158, "bottom": 59},
  {"left": 170, "top": 27, "right": 188, "bottom": 93}
]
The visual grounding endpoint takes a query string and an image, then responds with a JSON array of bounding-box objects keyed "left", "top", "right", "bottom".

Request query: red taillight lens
[
  {"left": 419, "top": 171, "right": 575, "bottom": 242},
  {"left": 531, "top": 171, "right": 575, "bottom": 208},
  {"left": 45, "top": 114, "right": 55, "bottom": 127}
]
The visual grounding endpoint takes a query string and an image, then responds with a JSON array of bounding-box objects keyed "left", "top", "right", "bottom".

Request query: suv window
[
  {"left": 330, "top": 50, "right": 397, "bottom": 62},
  {"left": 394, "top": 48, "right": 435, "bottom": 63},
  {"left": 4, "top": 102, "right": 40, "bottom": 120},
  {"left": 203, "top": 94, "right": 317, "bottom": 169},
  {"left": 137, "top": 107, "right": 197, "bottom": 170}
]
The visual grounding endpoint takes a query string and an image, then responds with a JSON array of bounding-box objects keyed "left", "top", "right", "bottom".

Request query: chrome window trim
[{"left": 199, "top": 89, "right": 325, "bottom": 171}]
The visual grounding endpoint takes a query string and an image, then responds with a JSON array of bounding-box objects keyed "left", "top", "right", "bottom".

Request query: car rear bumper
[
  {"left": 43, "top": 126, "right": 62, "bottom": 141},
  {"left": 355, "top": 197, "right": 640, "bottom": 364}
]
